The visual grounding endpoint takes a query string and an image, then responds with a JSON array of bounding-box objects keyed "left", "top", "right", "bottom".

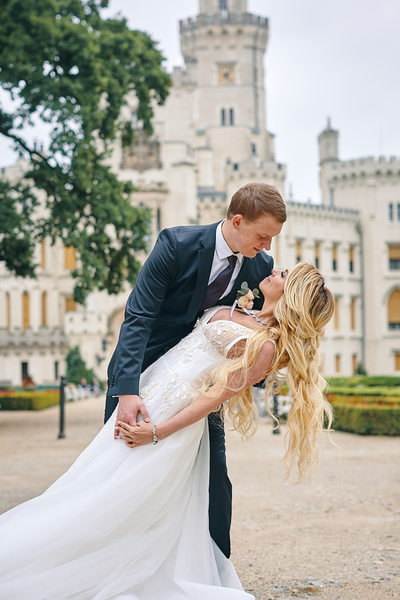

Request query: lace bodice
[
  {"left": 200, "top": 307, "right": 253, "bottom": 358},
  {"left": 138, "top": 307, "right": 254, "bottom": 420}
]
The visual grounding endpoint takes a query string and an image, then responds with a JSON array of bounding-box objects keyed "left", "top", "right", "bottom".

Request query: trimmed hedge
[
  {"left": 332, "top": 402, "right": 400, "bottom": 436},
  {"left": 327, "top": 375, "right": 400, "bottom": 388},
  {"left": 0, "top": 390, "right": 59, "bottom": 411},
  {"left": 327, "top": 390, "right": 400, "bottom": 404}
]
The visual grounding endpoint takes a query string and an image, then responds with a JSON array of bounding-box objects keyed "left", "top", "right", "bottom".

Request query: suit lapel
[{"left": 185, "top": 223, "right": 218, "bottom": 323}]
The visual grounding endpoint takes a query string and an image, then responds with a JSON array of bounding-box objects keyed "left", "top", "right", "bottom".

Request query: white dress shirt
[{"left": 207, "top": 221, "right": 244, "bottom": 299}]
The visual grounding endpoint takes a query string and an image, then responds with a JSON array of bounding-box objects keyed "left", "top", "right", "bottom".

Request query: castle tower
[{"left": 179, "top": 0, "right": 279, "bottom": 194}]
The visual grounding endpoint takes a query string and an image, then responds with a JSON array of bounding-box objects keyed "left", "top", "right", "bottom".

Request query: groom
[{"left": 105, "top": 182, "right": 286, "bottom": 558}]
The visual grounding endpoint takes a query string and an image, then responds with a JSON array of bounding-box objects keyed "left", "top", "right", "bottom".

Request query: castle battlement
[
  {"left": 287, "top": 200, "right": 359, "bottom": 222},
  {"left": 226, "top": 159, "right": 286, "bottom": 180},
  {"left": 179, "top": 13, "right": 268, "bottom": 33},
  {"left": 323, "top": 155, "right": 400, "bottom": 179}
]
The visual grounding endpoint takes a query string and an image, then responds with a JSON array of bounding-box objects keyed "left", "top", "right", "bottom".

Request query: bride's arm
[{"left": 116, "top": 340, "right": 275, "bottom": 446}]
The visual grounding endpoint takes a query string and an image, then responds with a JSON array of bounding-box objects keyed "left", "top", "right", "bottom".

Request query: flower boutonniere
[{"left": 230, "top": 282, "right": 260, "bottom": 316}]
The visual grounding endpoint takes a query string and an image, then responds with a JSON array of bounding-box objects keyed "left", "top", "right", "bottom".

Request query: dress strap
[{"left": 202, "top": 305, "right": 231, "bottom": 324}]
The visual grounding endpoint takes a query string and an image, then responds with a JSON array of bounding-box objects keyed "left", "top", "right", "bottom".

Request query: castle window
[
  {"left": 251, "top": 143, "right": 256, "bottom": 155},
  {"left": 65, "top": 296, "right": 77, "bottom": 312},
  {"left": 334, "top": 296, "right": 340, "bottom": 330},
  {"left": 389, "top": 245, "right": 400, "bottom": 270},
  {"left": 22, "top": 291, "right": 30, "bottom": 332},
  {"left": 352, "top": 353, "right": 358, "bottom": 374},
  {"left": 40, "top": 239, "right": 46, "bottom": 269},
  {"left": 332, "top": 243, "right": 338, "bottom": 272},
  {"left": 349, "top": 245, "right": 354, "bottom": 273},
  {"left": 295, "top": 240, "right": 302, "bottom": 263},
  {"left": 229, "top": 108, "right": 234, "bottom": 125},
  {"left": 388, "top": 289, "right": 400, "bottom": 330},
  {"left": 397, "top": 203, "right": 400, "bottom": 221},
  {"left": 21, "top": 361, "right": 29, "bottom": 383},
  {"left": 218, "top": 65, "right": 235, "bottom": 84},
  {"left": 350, "top": 297, "right": 356, "bottom": 330},
  {"left": 54, "top": 361, "right": 59, "bottom": 381},
  {"left": 314, "top": 242, "right": 320, "bottom": 269},
  {"left": 335, "top": 354, "right": 341, "bottom": 373},
  {"left": 388, "top": 203, "right": 393, "bottom": 221},
  {"left": 65, "top": 246, "right": 76, "bottom": 270},
  {"left": 41, "top": 291, "right": 47, "bottom": 327},
  {"left": 395, "top": 352, "right": 400, "bottom": 371},
  {"left": 221, "top": 108, "right": 226, "bottom": 126},
  {"left": 329, "top": 188, "right": 334, "bottom": 206}
]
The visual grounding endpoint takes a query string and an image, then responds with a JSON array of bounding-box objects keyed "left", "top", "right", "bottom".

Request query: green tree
[
  {"left": 0, "top": 0, "right": 170, "bottom": 302},
  {"left": 65, "top": 345, "right": 96, "bottom": 385}
]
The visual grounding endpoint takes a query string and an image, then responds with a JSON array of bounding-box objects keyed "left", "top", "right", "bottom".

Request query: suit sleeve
[{"left": 109, "top": 228, "right": 177, "bottom": 397}]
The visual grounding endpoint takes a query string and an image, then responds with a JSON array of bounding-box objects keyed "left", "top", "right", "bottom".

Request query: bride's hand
[{"left": 116, "top": 421, "right": 154, "bottom": 447}]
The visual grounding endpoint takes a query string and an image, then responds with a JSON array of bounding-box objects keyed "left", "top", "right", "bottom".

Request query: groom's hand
[{"left": 114, "top": 394, "right": 150, "bottom": 439}]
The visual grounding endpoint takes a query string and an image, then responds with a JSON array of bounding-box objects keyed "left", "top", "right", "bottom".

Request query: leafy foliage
[
  {"left": 0, "top": 0, "right": 171, "bottom": 301},
  {"left": 66, "top": 345, "right": 95, "bottom": 384}
]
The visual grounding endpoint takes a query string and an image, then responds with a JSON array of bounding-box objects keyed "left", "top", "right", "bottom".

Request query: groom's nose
[{"left": 261, "top": 238, "right": 272, "bottom": 250}]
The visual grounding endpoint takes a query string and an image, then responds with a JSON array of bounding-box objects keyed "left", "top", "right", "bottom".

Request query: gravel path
[{"left": 1, "top": 397, "right": 399, "bottom": 599}]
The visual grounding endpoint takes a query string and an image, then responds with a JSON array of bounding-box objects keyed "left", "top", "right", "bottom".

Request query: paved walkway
[{"left": 1, "top": 397, "right": 399, "bottom": 599}]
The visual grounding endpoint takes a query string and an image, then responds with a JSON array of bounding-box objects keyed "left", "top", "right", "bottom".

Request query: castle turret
[{"left": 318, "top": 117, "right": 339, "bottom": 165}]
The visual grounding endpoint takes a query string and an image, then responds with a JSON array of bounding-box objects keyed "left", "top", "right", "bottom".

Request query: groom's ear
[{"left": 231, "top": 214, "right": 245, "bottom": 229}]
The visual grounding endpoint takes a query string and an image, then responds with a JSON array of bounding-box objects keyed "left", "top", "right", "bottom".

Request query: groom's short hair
[{"left": 227, "top": 183, "right": 286, "bottom": 223}]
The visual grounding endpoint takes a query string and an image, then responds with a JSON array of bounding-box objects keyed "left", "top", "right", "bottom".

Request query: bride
[{"left": 0, "top": 262, "right": 333, "bottom": 600}]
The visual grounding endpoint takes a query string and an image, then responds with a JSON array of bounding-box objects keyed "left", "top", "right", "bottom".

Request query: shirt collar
[{"left": 215, "top": 221, "right": 244, "bottom": 264}]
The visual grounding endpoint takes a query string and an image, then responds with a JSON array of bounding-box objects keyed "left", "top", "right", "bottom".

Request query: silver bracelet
[{"left": 152, "top": 425, "right": 158, "bottom": 445}]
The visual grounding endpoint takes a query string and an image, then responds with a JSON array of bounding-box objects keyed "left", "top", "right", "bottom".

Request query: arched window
[
  {"left": 229, "top": 108, "right": 234, "bottom": 125},
  {"left": 388, "top": 289, "right": 400, "bottom": 329}
]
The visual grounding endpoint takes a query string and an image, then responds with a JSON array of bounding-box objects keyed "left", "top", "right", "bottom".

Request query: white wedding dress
[{"left": 0, "top": 307, "right": 256, "bottom": 600}]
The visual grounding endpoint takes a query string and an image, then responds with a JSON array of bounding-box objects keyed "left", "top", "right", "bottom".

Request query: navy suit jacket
[{"left": 107, "top": 222, "right": 274, "bottom": 397}]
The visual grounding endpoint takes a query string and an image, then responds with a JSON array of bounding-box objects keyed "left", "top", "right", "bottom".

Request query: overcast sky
[{"left": 1, "top": 0, "right": 399, "bottom": 203}]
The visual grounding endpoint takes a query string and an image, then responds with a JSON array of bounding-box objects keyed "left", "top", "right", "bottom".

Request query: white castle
[{"left": 1, "top": 0, "right": 399, "bottom": 386}]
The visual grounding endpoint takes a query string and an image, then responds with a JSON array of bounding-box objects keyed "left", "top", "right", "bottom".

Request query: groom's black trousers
[{"left": 104, "top": 395, "right": 232, "bottom": 558}]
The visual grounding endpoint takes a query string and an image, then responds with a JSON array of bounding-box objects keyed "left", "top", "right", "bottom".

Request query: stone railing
[{"left": 0, "top": 327, "right": 68, "bottom": 349}]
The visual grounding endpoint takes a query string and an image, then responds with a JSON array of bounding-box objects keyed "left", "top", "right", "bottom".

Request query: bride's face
[{"left": 259, "top": 269, "right": 289, "bottom": 302}]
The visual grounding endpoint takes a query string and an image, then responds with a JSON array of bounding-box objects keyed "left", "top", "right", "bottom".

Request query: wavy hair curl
[{"left": 204, "top": 263, "right": 334, "bottom": 482}]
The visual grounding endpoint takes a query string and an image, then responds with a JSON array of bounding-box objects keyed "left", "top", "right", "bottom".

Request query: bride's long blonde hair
[{"left": 205, "top": 262, "right": 334, "bottom": 482}]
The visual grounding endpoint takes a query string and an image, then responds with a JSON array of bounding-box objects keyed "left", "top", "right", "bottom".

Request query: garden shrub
[
  {"left": 332, "top": 403, "right": 400, "bottom": 436},
  {"left": 0, "top": 390, "right": 59, "bottom": 411}
]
